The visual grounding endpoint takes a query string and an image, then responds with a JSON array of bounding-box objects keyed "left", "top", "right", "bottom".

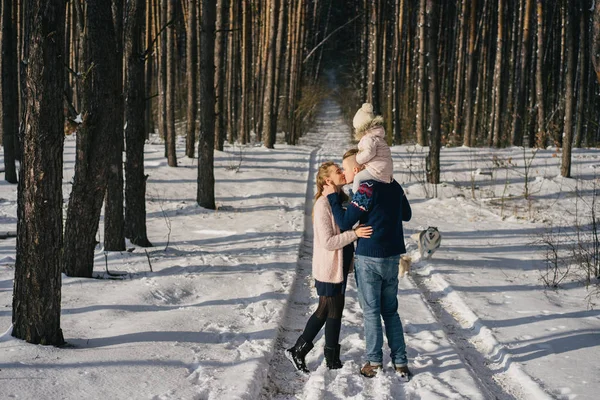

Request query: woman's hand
[
  {"left": 322, "top": 182, "right": 337, "bottom": 197},
  {"left": 354, "top": 224, "right": 373, "bottom": 238}
]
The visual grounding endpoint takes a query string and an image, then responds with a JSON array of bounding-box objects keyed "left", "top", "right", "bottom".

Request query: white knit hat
[{"left": 352, "top": 103, "right": 375, "bottom": 131}]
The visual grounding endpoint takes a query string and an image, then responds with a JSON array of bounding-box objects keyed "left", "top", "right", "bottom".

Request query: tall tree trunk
[
  {"left": 214, "top": 0, "right": 226, "bottom": 150},
  {"left": 272, "top": 0, "right": 286, "bottom": 143},
  {"left": 165, "top": 0, "right": 177, "bottom": 166},
  {"left": 105, "top": 0, "right": 126, "bottom": 251},
  {"left": 1, "top": 0, "right": 18, "bottom": 183},
  {"left": 159, "top": 0, "right": 168, "bottom": 155},
  {"left": 555, "top": 3, "right": 566, "bottom": 148},
  {"left": 18, "top": 0, "right": 30, "bottom": 163},
  {"left": 288, "top": 0, "right": 303, "bottom": 144},
  {"left": 367, "top": 0, "right": 379, "bottom": 111},
  {"left": 240, "top": 0, "right": 251, "bottom": 144},
  {"left": 475, "top": 1, "right": 491, "bottom": 146},
  {"left": 511, "top": 0, "right": 533, "bottom": 146},
  {"left": 12, "top": 0, "right": 66, "bottom": 346},
  {"left": 426, "top": 0, "right": 440, "bottom": 184},
  {"left": 226, "top": 0, "right": 238, "bottom": 144},
  {"left": 63, "top": 0, "right": 119, "bottom": 278},
  {"left": 574, "top": 2, "right": 589, "bottom": 148},
  {"left": 535, "top": 0, "right": 546, "bottom": 148},
  {"left": 124, "top": 0, "right": 152, "bottom": 247},
  {"left": 253, "top": 2, "right": 265, "bottom": 142},
  {"left": 360, "top": 0, "right": 368, "bottom": 101},
  {"left": 186, "top": 0, "right": 198, "bottom": 157},
  {"left": 491, "top": 0, "right": 505, "bottom": 148},
  {"left": 393, "top": 0, "right": 405, "bottom": 144},
  {"left": 592, "top": 0, "right": 600, "bottom": 84},
  {"left": 463, "top": 0, "right": 477, "bottom": 147},
  {"left": 262, "top": 0, "right": 278, "bottom": 148},
  {"left": 561, "top": 0, "right": 575, "bottom": 177},
  {"left": 281, "top": 0, "right": 293, "bottom": 143},
  {"left": 416, "top": 0, "right": 426, "bottom": 146},
  {"left": 451, "top": 0, "right": 466, "bottom": 146},
  {"left": 198, "top": 0, "right": 216, "bottom": 209},
  {"left": 145, "top": 0, "right": 154, "bottom": 138}
]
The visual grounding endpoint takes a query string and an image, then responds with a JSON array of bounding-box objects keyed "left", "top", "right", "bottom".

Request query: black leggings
[{"left": 301, "top": 293, "right": 345, "bottom": 347}]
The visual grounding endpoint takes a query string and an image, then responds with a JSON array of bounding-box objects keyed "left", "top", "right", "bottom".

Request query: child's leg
[{"left": 352, "top": 169, "right": 376, "bottom": 193}]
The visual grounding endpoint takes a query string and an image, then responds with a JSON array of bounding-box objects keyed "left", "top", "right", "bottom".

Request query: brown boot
[
  {"left": 360, "top": 362, "right": 382, "bottom": 378},
  {"left": 394, "top": 364, "right": 412, "bottom": 382}
]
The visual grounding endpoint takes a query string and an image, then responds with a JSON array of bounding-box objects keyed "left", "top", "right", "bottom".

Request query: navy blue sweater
[{"left": 327, "top": 180, "right": 412, "bottom": 258}]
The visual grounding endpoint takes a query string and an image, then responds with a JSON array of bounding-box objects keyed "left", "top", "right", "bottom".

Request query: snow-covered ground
[{"left": 1, "top": 97, "right": 599, "bottom": 399}]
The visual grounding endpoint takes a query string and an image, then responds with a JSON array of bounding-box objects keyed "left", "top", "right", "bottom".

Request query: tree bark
[
  {"left": 159, "top": 0, "right": 168, "bottom": 155},
  {"left": 426, "top": 0, "right": 441, "bottom": 184},
  {"left": 214, "top": 0, "right": 226, "bottom": 150},
  {"left": 491, "top": 0, "right": 505, "bottom": 148},
  {"left": 511, "top": 0, "right": 533, "bottom": 146},
  {"left": 198, "top": 0, "right": 216, "bottom": 209},
  {"left": 165, "top": 0, "right": 177, "bottom": 166},
  {"left": 535, "top": 0, "right": 546, "bottom": 148},
  {"left": 451, "top": 0, "right": 466, "bottom": 146},
  {"left": 561, "top": 0, "right": 575, "bottom": 178},
  {"left": 105, "top": 0, "right": 126, "bottom": 251},
  {"left": 226, "top": 0, "right": 238, "bottom": 144},
  {"left": 63, "top": 0, "right": 119, "bottom": 278},
  {"left": 367, "top": 0, "right": 379, "bottom": 111},
  {"left": 592, "top": 0, "right": 600, "bottom": 84},
  {"left": 463, "top": 0, "right": 477, "bottom": 147},
  {"left": 1, "top": 0, "right": 18, "bottom": 183},
  {"left": 145, "top": 0, "right": 154, "bottom": 138},
  {"left": 416, "top": 0, "right": 426, "bottom": 146},
  {"left": 12, "top": 0, "right": 66, "bottom": 345},
  {"left": 393, "top": 0, "right": 405, "bottom": 144},
  {"left": 240, "top": 0, "right": 251, "bottom": 144},
  {"left": 272, "top": 0, "right": 286, "bottom": 144},
  {"left": 262, "top": 0, "right": 278, "bottom": 149},
  {"left": 574, "top": 1, "right": 589, "bottom": 148},
  {"left": 124, "top": 0, "right": 152, "bottom": 247},
  {"left": 186, "top": 0, "right": 198, "bottom": 158}
]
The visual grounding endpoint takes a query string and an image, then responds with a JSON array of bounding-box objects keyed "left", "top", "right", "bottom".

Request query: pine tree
[
  {"left": 198, "top": 0, "right": 217, "bottom": 209},
  {"left": 12, "top": 0, "right": 66, "bottom": 345}
]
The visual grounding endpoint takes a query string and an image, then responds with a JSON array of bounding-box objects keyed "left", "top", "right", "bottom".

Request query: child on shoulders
[{"left": 351, "top": 103, "right": 394, "bottom": 194}]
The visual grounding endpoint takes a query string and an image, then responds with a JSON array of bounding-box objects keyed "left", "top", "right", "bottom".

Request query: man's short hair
[{"left": 343, "top": 148, "right": 359, "bottom": 160}]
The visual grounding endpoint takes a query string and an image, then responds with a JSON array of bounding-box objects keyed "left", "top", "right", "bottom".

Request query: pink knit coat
[
  {"left": 312, "top": 196, "right": 357, "bottom": 283},
  {"left": 356, "top": 126, "right": 393, "bottom": 183}
]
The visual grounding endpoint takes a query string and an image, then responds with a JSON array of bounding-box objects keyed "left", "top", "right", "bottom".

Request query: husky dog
[
  {"left": 399, "top": 255, "right": 412, "bottom": 277},
  {"left": 411, "top": 227, "right": 442, "bottom": 259}
]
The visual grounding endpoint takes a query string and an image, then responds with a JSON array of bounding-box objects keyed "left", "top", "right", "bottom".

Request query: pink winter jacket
[
  {"left": 356, "top": 126, "right": 393, "bottom": 183},
  {"left": 312, "top": 196, "right": 357, "bottom": 283}
]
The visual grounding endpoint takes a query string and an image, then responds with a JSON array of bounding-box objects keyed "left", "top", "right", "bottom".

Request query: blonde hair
[
  {"left": 314, "top": 162, "right": 335, "bottom": 202},
  {"left": 313, "top": 162, "right": 349, "bottom": 218}
]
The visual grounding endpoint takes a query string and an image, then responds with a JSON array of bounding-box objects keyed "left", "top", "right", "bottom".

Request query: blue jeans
[{"left": 354, "top": 254, "right": 407, "bottom": 366}]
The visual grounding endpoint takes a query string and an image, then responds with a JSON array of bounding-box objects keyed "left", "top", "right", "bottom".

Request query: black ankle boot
[
  {"left": 285, "top": 336, "right": 314, "bottom": 374},
  {"left": 324, "top": 344, "right": 343, "bottom": 369}
]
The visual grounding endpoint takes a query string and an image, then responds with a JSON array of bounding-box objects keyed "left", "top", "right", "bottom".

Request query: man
[{"left": 322, "top": 148, "right": 412, "bottom": 380}]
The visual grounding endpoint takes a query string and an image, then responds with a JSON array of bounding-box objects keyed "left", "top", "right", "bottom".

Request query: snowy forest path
[
  {"left": 404, "top": 195, "right": 555, "bottom": 400},
  {"left": 260, "top": 97, "right": 494, "bottom": 399}
]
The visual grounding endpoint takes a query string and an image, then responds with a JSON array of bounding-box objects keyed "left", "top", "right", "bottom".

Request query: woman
[{"left": 285, "top": 162, "right": 372, "bottom": 374}]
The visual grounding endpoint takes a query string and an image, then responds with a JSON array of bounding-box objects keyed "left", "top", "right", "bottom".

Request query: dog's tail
[{"left": 410, "top": 231, "right": 422, "bottom": 241}]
